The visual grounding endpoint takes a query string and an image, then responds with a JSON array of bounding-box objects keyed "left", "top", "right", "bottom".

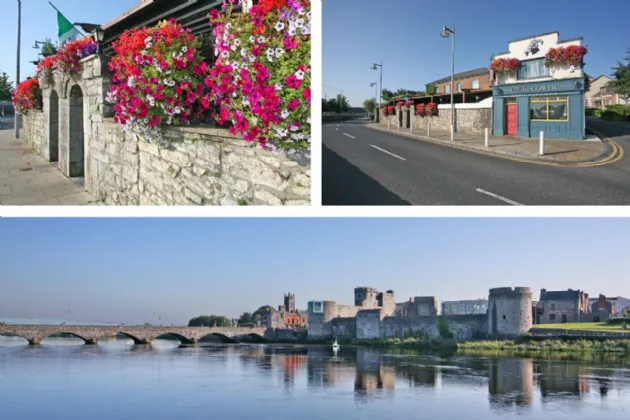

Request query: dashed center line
[
  {"left": 476, "top": 188, "right": 523, "bottom": 206},
  {"left": 343, "top": 133, "right": 356, "bottom": 139},
  {"left": 369, "top": 145, "right": 406, "bottom": 161}
]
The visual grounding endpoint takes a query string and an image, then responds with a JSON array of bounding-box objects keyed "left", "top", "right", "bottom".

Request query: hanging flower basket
[
  {"left": 387, "top": 105, "right": 395, "bottom": 116},
  {"left": 12, "top": 78, "right": 43, "bottom": 115},
  {"left": 36, "top": 56, "right": 56, "bottom": 87},
  {"left": 382, "top": 107, "right": 389, "bottom": 116},
  {"left": 405, "top": 100, "right": 413, "bottom": 107},
  {"left": 415, "top": 103, "right": 425, "bottom": 116},
  {"left": 35, "top": 36, "right": 98, "bottom": 80},
  {"left": 425, "top": 102, "right": 438, "bottom": 116},
  {"left": 545, "top": 45, "right": 588, "bottom": 68},
  {"left": 490, "top": 58, "right": 520, "bottom": 76},
  {"left": 396, "top": 101, "right": 405, "bottom": 108}
]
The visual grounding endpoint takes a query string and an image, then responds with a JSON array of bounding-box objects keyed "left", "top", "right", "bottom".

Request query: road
[{"left": 322, "top": 118, "right": 630, "bottom": 205}]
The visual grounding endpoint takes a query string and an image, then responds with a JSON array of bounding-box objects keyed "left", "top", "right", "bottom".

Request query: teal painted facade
[{"left": 492, "top": 77, "right": 586, "bottom": 140}]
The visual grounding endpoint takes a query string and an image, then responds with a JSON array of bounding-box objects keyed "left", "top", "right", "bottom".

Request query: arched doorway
[
  {"left": 69, "top": 85, "right": 84, "bottom": 177},
  {"left": 49, "top": 90, "right": 59, "bottom": 162}
]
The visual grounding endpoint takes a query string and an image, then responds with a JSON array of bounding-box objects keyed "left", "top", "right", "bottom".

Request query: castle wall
[
  {"left": 380, "top": 315, "right": 487, "bottom": 340},
  {"left": 356, "top": 310, "right": 382, "bottom": 339},
  {"left": 22, "top": 55, "right": 310, "bottom": 206},
  {"left": 330, "top": 317, "right": 356, "bottom": 340}
]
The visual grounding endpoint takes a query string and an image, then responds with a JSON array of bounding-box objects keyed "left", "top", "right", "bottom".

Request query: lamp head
[
  {"left": 370, "top": 64, "right": 378, "bottom": 70},
  {"left": 95, "top": 26, "right": 105, "bottom": 43},
  {"left": 32, "top": 41, "right": 40, "bottom": 49},
  {"left": 370, "top": 83, "right": 377, "bottom": 87},
  {"left": 440, "top": 27, "right": 451, "bottom": 38}
]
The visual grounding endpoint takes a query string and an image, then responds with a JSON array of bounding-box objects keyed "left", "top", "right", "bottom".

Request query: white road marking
[
  {"left": 343, "top": 133, "right": 356, "bottom": 139},
  {"left": 369, "top": 144, "right": 406, "bottom": 161},
  {"left": 475, "top": 188, "right": 523, "bottom": 206}
]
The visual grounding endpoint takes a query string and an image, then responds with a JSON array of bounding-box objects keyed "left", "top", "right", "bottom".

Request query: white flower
[
  {"left": 267, "top": 48, "right": 275, "bottom": 56},
  {"left": 281, "top": 110, "right": 290, "bottom": 119},
  {"left": 258, "top": 36, "right": 266, "bottom": 43},
  {"left": 288, "top": 27, "right": 296, "bottom": 36},
  {"left": 301, "top": 26, "right": 311, "bottom": 35},
  {"left": 274, "top": 22, "right": 285, "bottom": 32},
  {"left": 174, "top": 107, "right": 181, "bottom": 114},
  {"left": 295, "top": 18, "right": 304, "bottom": 28},
  {"left": 275, "top": 48, "right": 284, "bottom": 58},
  {"left": 146, "top": 42, "right": 153, "bottom": 48},
  {"left": 252, "top": 117, "right": 258, "bottom": 125},
  {"left": 307, "top": 12, "right": 311, "bottom": 21},
  {"left": 242, "top": 99, "right": 250, "bottom": 106},
  {"left": 231, "top": 45, "right": 238, "bottom": 51},
  {"left": 182, "top": 47, "right": 188, "bottom": 53},
  {"left": 145, "top": 36, "right": 153, "bottom": 43},
  {"left": 297, "top": 8, "right": 305, "bottom": 16},
  {"left": 234, "top": 39, "right": 240, "bottom": 46},
  {"left": 250, "top": 36, "right": 256, "bottom": 43},
  {"left": 163, "top": 79, "right": 169, "bottom": 85},
  {"left": 295, "top": 70, "right": 305, "bottom": 80},
  {"left": 225, "top": 23, "right": 232, "bottom": 30},
  {"left": 221, "top": 51, "right": 229, "bottom": 58},
  {"left": 241, "top": 48, "right": 247, "bottom": 56},
  {"left": 289, "top": 125, "right": 299, "bottom": 132},
  {"left": 275, "top": 83, "right": 283, "bottom": 91},
  {"left": 267, "top": 55, "right": 274, "bottom": 63}
]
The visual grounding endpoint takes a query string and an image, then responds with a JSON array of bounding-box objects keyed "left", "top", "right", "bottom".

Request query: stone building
[
  {"left": 491, "top": 31, "right": 586, "bottom": 140},
  {"left": 538, "top": 288, "right": 589, "bottom": 323},
  {"left": 19, "top": 0, "right": 310, "bottom": 206},
  {"left": 267, "top": 293, "right": 308, "bottom": 329},
  {"left": 395, "top": 296, "right": 439, "bottom": 316},
  {"left": 442, "top": 299, "right": 489, "bottom": 316},
  {"left": 487, "top": 287, "right": 533, "bottom": 338}
]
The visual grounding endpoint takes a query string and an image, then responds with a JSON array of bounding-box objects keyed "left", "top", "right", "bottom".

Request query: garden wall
[{"left": 22, "top": 55, "right": 310, "bottom": 206}]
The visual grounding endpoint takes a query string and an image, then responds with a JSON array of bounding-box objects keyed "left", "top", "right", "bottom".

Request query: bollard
[
  {"left": 398, "top": 120, "right": 401, "bottom": 131},
  {"left": 410, "top": 118, "right": 413, "bottom": 134},
  {"left": 427, "top": 121, "right": 431, "bottom": 137},
  {"left": 484, "top": 128, "right": 489, "bottom": 148},
  {"left": 388, "top": 119, "right": 390, "bottom": 130},
  {"left": 451, "top": 125, "right": 455, "bottom": 142},
  {"left": 539, "top": 131, "right": 545, "bottom": 156}
]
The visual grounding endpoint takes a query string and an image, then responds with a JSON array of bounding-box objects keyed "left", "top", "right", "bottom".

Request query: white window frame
[
  {"left": 457, "top": 82, "right": 463, "bottom": 92},
  {"left": 435, "top": 86, "right": 439, "bottom": 94},
  {"left": 445, "top": 84, "right": 451, "bottom": 94},
  {"left": 472, "top": 79, "right": 479, "bottom": 89}
]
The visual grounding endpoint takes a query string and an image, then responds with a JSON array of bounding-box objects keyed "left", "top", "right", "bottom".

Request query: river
[{"left": 0, "top": 336, "right": 629, "bottom": 419}]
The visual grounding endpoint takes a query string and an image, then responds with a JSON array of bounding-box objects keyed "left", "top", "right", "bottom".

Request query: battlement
[{"left": 489, "top": 287, "right": 532, "bottom": 297}]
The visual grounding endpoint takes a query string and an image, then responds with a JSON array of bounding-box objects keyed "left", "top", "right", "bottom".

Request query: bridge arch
[
  {"left": 199, "top": 333, "right": 233, "bottom": 343},
  {"left": 154, "top": 333, "right": 193, "bottom": 344},
  {"left": 40, "top": 332, "right": 92, "bottom": 345},
  {"left": 116, "top": 332, "right": 149, "bottom": 345}
]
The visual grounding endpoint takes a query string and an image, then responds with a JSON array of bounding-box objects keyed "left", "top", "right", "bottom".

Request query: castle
[{"left": 307, "top": 287, "right": 532, "bottom": 341}]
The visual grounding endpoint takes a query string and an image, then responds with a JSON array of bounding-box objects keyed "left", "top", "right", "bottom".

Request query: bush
[
  {"left": 605, "top": 104, "right": 630, "bottom": 116},
  {"left": 585, "top": 107, "right": 598, "bottom": 116},
  {"left": 11, "top": 78, "right": 42, "bottom": 114},
  {"left": 601, "top": 110, "right": 628, "bottom": 122}
]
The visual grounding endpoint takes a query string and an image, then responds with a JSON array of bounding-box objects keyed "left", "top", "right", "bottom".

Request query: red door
[{"left": 504, "top": 102, "right": 517, "bottom": 136}]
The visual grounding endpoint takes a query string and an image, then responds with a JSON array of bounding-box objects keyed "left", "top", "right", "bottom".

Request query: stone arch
[
  {"left": 116, "top": 332, "right": 149, "bottom": 345},
  {"left": 154, "top": 333, "right": 192, "bottom": 344},
  {"left": 246, "top": 333, "right": 264, "bottom": 343},
  {"left": 200, "top": 333, "right": 233, "bottom": 343},
  {"left": 0, "top": 332, "right": 30, "bottom": 344},
  {"left": 68, "top": 84, "right": 85, "bottom": 177},
  {"left": 40, "top": 331, "right": 91, "bottom": 344},
  {"left": 49, "top": 90, "right": 60, "bottom": 162}
]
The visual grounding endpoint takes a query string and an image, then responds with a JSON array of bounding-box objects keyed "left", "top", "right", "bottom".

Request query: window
[
  {"left": 435, "top": 86, "right": 439, "bottom": 94},
  {"left": 549, "top": 314, "right": 556, "bottom": 320},
  {"left": 530, "top": 96, "right": 569, "bottom": 121},
  {"left": 472, "top": 79, "right": 480, "bottom": 89},
  {"left": 550, "top": 303, "right": 555, "bottom": 310},
  {"left": 445, "top": 84, "right": 451, "bottom": 94},
  {"left": 608, "top": 99, "right": 613, "bottom": 105},
  {"left": 457, "top": 82, "right": 463, "bottom": 92},
  {"left": 517, "top": 58, "right": 550, "bottom": 80}
]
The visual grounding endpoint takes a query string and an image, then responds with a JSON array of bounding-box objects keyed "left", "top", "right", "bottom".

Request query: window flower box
[
  {"left": 490, "top": 57, "right": 521, "bottom": 76},
  {"left": 545, "top": 45, "right": 588, "bottom": 68}
]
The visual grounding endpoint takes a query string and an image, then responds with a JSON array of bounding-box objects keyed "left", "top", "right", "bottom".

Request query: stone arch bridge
[{"left": 0, "top": 325, "right": 269, "bottom": 346}]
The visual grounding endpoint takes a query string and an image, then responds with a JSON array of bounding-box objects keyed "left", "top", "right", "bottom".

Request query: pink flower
[
  {"left": 288, "top": 99, "right": 299, "bottom": 110},
  {"left": 285, "top": 75, "right": 300, "bottom": 89},
  {"left": 302, "top": 88, "right": 311, "bottom": 102}
]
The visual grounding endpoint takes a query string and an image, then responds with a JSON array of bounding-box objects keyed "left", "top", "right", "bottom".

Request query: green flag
[{"left": 48, "top": 2, "right": 81, "bottom": 45}]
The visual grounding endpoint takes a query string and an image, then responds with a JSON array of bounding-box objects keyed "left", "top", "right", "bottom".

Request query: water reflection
[{"left": 1, "top": 336, "right": 629, "bottom": 419}]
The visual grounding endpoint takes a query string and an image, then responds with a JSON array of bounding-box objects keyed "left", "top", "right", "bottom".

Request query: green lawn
[{"left": 535, "top": 322, "right": 625, "bottom": 332}]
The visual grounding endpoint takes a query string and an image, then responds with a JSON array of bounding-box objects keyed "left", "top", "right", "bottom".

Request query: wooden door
[{"left": 504, "top": 101, "right": 517, "bottom": 136}]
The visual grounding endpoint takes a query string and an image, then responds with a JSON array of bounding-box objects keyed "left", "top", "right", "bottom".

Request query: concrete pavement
[
  {"left": 0, "top": 120, "right": 99, "bottom": 206},
  {"left": 368, "top": 123, "right": 611, "bottom": 164},
  {"left": 322, "top": 119, "right": 630, "bottom": 205}
]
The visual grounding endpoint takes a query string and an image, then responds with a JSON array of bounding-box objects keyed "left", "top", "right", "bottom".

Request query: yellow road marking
[{"left": 366, "top": 125, "right": 623, "bottom": 168}]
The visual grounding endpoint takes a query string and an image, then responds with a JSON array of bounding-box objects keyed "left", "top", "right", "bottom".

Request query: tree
[
  {"left": 425, "top": 84, "right": 436, "bottom": 96},
  {"left": 584, "top": 73, "right": 592, "bottom": 93},
  {"left": 0, "top": 71, "right": 14, "bottom": 101},
  {"left": 188, "top": 315, "right": 231, "bottom": 327},
  {"left": 252, "top": 305, "right": 273, "bottom": 324},
  {"left": 624, "top": 306, "right": 630, "bottom": 318},
  {"left": 381, "top": 88, "right": 394, "bottom": 102},
  {"left": 363, "top": 98, "right": 376, "bottom": 113},
  {"left": 608, "top": 48, "right": 630, "bottom": 104},
  {"left": 238, "top": 312, "right": 253, "bottom": 324}
]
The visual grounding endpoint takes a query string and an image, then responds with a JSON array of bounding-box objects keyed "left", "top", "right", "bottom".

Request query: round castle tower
[{"left": 487, "top": 287, "right": 532, "bottom": 338}]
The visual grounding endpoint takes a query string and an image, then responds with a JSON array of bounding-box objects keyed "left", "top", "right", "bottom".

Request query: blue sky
[
  {"left": 0, "top": 0, "right": 137, "bottom": 85},
  {"left": 0, "top": 218, "right": 628, "bottom": 325},
  {"left": 323, "top": 0, "right": 630, "bottom": 107}
]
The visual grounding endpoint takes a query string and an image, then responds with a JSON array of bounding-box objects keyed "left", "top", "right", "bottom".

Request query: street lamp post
[
  {"left": 371, "top": 62, "right": 383, "bottom": 122},
  {"left": 370, "top": 82, "right": 377, "bottom": 121},
  {"left": 440, "top": 25, "right": 455, "bottom": 141},
  {"left": 15, "top": 0, "right": 21, "bottom": 139}
]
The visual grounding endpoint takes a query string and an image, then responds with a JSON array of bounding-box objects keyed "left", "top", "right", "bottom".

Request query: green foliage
[
  {"left": 425, "top": 84, "right": 436, "bottom": 96},
  {"left": 238, "top": 312, "right": 253, "bottom": 324},
  {"left": 322, "top": 95, "right": 349, "bottom": 113},
  {"left": 363, "top": 98, "right": 376, "bottom": 113},
  {"left": 625, "top": 307, "right": 630, "bottom": 317},
  {"left": 251, "top": 305, "right": 274, "bottom": 324},
  {"left": 40, "top": 39, "right": 57, "bottom": 58},
  {"left": 437, "top": 316, "right": 453, "bottom": 339},
  {"left": 601, "top": 104, "right": 630, "bottom": 121},
  {"left": 188, "top": 315, "right": 231, "bottom": 327},
  {"left": 608, "top": 48, "right": 630, "bottom": 102},
  {"left": 458, "top": 339, "right": 630, "bottom": 354},
  {"left": 0, "top": 71, "right": 13, "bottom": 101},
  {"left": 585, "top": 107, "right": 599, "bottom": 116},
  {"left": 380, "top": 88, "right": 394, "bottom": 101}
]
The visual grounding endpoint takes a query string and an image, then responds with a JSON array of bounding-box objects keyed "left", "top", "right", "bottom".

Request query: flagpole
[{"left": 15, "top": 0, "right": 21, "bottom": 139}]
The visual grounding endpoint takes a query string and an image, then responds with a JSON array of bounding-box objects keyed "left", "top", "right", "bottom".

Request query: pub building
[{"left": 491, "top": 32, "right": 586, "bottom": 140}]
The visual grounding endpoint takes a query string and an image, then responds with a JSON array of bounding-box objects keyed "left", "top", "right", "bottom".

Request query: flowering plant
[
  {"left": 545, "top": 45, "right": 588, "bottom": 68},
  {"left": 425, "top": 102, "right": 438, "bottom": 116},
  {"left": 382, "top": 107, "right": 389, "bottom": 116},
  {"left": 405, "top": 100, "right": 413, "bottom": 107},
  {"left": 12, "top": 78, "right": 43, "bottom": 114},
  {"left": 396, "top": 101, "right": 404, "bottom": 108},
  {"left": 415, "top": 103, "right": 425, "bottom": 116},
  {"left": 205, "top": 0, "right": 311, "bottom": 154},
  {"left": 106, "top": 19, "right": 204, "bottom": 143},
  {"left": 387, "top": 105, "right": 395, "bottom": 115},
  {"left": 54, "top": 37, "right": 98, "bottom": 74},
  {"left": 490, "top": 58, "right": 520, "bottom": 76}
]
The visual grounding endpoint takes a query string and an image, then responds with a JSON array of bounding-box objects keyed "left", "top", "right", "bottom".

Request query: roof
[
  {"left": 430, "top": 68, "right": 489, "bottom": 85},
  {"left": 103, "top": 0, "right": 156, "bottom": 30},
  {"left": 540, "top": 290, "right": 583, "bottom": 301}
]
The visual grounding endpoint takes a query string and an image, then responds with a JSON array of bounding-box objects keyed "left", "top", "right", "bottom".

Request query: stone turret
[
  {"left": 284, "top": 293, "right": 295, "bottom": 313},
  {"left": 355, "top": 287, "right": 378, "bottom": 308},
  {"left": 488, "top": 287, "right": 533, "bottom": 338}
]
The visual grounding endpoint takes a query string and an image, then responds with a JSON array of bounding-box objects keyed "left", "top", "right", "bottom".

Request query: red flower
[{"left": 302, "top": 88, "right": 311, "bottom": 102}]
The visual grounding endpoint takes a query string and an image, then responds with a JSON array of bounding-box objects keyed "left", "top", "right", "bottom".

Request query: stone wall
[
  {"left": 379, "top": 106, "right": 492, "bottom": 135},
  {"left": 22, "top": 110, "right": 44, "bottom": 153},
  {"left": 20, "top": 54, "right": 310, "bottom": 206},
  {"left": 330, "top": 317, "right": 356, "bottom": 340},
  {"left": 380, "top": 315, "right": 487, "bottom": 341},
  {"left": 356, "top": 310, "right": 381, "bottom": 339}
]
